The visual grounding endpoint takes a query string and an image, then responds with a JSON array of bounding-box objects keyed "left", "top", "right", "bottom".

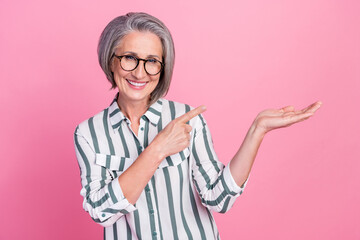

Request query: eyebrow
[{"left": 123, "top": 51, "right": 161, "bottom": 59}]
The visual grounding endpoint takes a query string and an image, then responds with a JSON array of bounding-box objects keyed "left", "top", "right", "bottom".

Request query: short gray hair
[{"left": 98, "top": 12, "right": 175, "bottom": 105}]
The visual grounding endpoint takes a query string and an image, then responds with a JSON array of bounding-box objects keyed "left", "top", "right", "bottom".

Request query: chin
[{"left": 121, "top": 92, "right": 151, "bottom": 103}]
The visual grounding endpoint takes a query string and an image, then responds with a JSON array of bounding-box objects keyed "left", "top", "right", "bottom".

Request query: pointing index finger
[{"left": 177, "top": 105, "right": 207, "bottom": 123}]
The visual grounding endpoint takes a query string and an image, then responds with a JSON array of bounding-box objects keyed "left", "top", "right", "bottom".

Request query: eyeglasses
[{"left": 113, "top": 54, "right": 164, "bottom": 76}]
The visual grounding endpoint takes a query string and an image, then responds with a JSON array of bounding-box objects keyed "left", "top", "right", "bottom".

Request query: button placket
[
  {"left": 138, "top": 145, "right": 143, "bottom": 152},
  {"left": 137, "top": 118, "right": 145, "bottom": 152},
  {"left": 144, "top": 184, "right": 158, "bottom": 239}
]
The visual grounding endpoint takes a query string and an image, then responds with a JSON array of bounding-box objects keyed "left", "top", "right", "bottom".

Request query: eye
[
  {"left": 147, "top": 58, "right": 157, "bottom": 63},
  {"left": 124, "top": 55, "right": 136, "bottom": 61}
]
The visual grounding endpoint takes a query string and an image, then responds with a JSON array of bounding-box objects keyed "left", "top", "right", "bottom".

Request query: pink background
[{"left": 1, "top": 0, "right": 359, "bottom": 239}]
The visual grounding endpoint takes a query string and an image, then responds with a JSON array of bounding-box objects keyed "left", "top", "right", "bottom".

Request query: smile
[{"left": 126, "top": 79, "right": 148, "bottom": 87}]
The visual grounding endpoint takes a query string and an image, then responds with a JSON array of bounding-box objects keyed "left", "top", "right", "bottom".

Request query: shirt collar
[{"left": 108, "top": 92, "right": 163, "bottom": 130}]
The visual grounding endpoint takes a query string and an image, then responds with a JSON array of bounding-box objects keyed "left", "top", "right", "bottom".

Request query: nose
[{"left": 132, "top": 60, "right": 147, "bottom": 79}]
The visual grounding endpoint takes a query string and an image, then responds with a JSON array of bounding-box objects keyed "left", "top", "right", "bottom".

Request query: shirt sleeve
[
  {"left": 74, "top": 126, "right": 136, "bottom": 227},
  {"left": 190, "top": 115, "right": 249, "bottom": 213}
]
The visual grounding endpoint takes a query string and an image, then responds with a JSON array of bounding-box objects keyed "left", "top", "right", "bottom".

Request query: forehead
[{"left": 116, "top": 31, "right": 163, "bottom": 57}]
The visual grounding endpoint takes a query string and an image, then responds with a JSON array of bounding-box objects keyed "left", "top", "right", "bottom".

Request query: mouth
[{"left": 126, "top": 79, "right": 148, "bottom": 89}]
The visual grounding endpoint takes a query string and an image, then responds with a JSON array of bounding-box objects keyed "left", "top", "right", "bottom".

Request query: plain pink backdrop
[{"left": 1, "top": 0, "right": 359, "bottom": 239}]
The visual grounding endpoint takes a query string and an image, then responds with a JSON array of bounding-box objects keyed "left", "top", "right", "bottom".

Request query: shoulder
[
  {"left": 160, "top": 98, "right": 196, "bottom": 119},
  {"left": 74, "top": 108, "right": 109, "bottom": 138},
  {"left": 160, "top": 98, "right": 206, "bottom": 129},
  {"left": 160, "top": 98, "right": 192, "bottom": 113}
]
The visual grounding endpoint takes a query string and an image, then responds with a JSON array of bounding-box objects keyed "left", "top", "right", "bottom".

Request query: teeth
[{"left": 127, "top": 79, "right": 147, "bottom": 87}]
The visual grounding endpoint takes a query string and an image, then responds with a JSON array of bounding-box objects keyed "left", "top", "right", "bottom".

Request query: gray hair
[{"left": 98, "top": 12, "right": 175, "bottom": 105}]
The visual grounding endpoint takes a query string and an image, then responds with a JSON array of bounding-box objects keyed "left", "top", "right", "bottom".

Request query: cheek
[
  {"left": 151, "top": 78, "right": 160, "bottom": 89},
  {"left": 114, "top": 70, "right": 129, "bottom": 83}
]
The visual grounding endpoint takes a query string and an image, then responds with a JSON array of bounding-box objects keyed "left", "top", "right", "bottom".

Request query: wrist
[
  {"left": 249, "top": 121, "right": 266, "bottom": 140},
  {"left": 146, "top": 142, "right": 165, "bottom": 164}
]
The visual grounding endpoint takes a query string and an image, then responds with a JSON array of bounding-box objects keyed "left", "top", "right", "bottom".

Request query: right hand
[{"left": 150, "top": 105, "right": 207, "bottom": 159}]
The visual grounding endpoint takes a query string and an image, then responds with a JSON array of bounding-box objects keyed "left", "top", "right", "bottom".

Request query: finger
[
  {"left": 280, "top": 105, "right": 295, "bottom": 113},
  {"left": 306, "top": 101, "right": 322, "bottom": 113},
  {"left": 177, "top": 105, "right": 207, "bottom": 123},
  {"left": 298, "top": 101, "right": 322, "bottom": 114},
  {"left": 184, "top": 125, "right": 192, "bottom": 133},
  {"left": 285, "top": 111, "right": 314, "bottom": 124}
]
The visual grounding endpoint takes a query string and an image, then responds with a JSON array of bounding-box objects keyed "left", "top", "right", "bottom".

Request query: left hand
[{"left": 253, "top": 101, "right": 322, "bottom": 135}]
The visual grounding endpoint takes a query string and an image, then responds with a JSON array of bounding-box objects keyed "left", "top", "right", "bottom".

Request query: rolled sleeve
[
  {"left": 223, "top": 162, "right": 249, "bottom": 194},
  {"left": 190, "top": 115, "right": 247, "bottom": 213},
  {"left": 74, "top": 126, "right": 136, "bottom": 226},
  {"left": 96, "top": 178, "right": 137, "bottom": 222}
]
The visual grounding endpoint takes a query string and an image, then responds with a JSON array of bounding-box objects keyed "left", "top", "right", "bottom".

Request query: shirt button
[
  {"left": 102, "top": 213, "right": 105, "bottom": 217},
  {"left": 140, "top": 127, "right": 144, "bottom": 131},
  {"left": 149, "top": 209, "right": 154, "bottom": 214},
  {"left": 152, "top": 231, "right": 157, "bottom": 236},
  {"left": 145, "top": 187, "right": 150, "bottom": 193}
]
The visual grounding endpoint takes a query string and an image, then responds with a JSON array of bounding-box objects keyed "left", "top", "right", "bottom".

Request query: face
[{"left": 111, "top": 31, "right": 163, "bottom": 106}]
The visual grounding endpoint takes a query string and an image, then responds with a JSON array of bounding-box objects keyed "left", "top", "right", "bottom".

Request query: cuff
[
  {"left": 98, "top": 178, "right": 137, "bottom": 222},
  {"left": 223, "top": 162, "right": 249, "bottom": 194}
]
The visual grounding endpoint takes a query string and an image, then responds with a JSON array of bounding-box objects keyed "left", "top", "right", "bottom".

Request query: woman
[{"left": 74, "top": 12, "right": 322, "bottom": 239}]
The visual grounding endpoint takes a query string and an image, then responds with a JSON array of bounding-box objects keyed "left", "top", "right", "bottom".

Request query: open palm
[{"left": 254, "top": 101, "right": 322, "bottom": 134}]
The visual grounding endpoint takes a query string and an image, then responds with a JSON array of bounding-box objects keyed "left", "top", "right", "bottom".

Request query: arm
[
  {"left": 229, "top": 101, "right": 322, "bottom": 187},
  {"left": 74, "top": 106, "right": 206, "bottom": 226},
  {"left": 190, "top": 115, "right": 246, "bottom": 213},
  {"left": 74, "top": 127, "right": 137, "bottom": 227}
]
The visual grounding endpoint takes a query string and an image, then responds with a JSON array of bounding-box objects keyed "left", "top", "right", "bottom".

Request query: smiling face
[{"left": 111, "top": 31, "right": 163, "bottom": 106}]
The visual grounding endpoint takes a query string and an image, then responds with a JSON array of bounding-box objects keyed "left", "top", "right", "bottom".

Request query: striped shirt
[{"left": 74, "top": 93, "right": 248, "bottom": 240}]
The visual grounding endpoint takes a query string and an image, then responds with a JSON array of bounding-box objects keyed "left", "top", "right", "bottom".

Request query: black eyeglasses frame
[{"left": 112, "top": 54, "right": 164, "bottom": 76}]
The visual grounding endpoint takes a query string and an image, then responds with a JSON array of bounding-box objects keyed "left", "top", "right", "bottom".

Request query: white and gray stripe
[{"left": 74, "top": 93, "right": 248, "bottom": 240}]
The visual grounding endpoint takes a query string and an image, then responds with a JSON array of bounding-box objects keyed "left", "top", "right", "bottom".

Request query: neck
[{"left": 117, "top": 96, "right": 150, "bottom": 125}]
